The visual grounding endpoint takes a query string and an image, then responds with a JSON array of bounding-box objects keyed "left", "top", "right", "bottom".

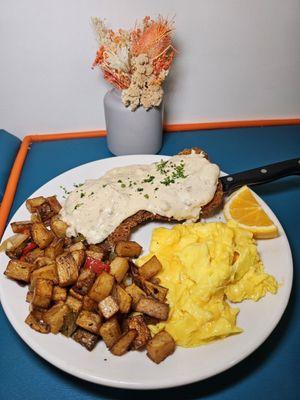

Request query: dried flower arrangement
[{"left": 92, "top": 16, "right": 175, "bottom": 111}]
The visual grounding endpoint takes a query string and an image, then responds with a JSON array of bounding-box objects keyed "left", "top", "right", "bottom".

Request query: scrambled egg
[{"left": 137, "top": 221, "right": 278, "bottom": 347}]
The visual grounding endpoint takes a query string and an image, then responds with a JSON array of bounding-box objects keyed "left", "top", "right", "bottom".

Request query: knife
[{"left": 219, "top": 158, "right": 300, "bottom": 194}]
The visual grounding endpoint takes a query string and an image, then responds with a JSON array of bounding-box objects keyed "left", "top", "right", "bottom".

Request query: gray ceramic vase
[{"left": 104, "top": 89, "right": 163, "bottom": 156}]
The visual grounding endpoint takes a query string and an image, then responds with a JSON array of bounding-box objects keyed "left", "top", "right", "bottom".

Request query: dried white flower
[
  {"left": 106, "top": 46, "right": 130, "bottom": 73},
  {"left": 121, "top": 54, "right": 164, "bottom": 111},
  {"left": 92, "top": 16, "right": 175, "bottom": 93},
  {"left": 91, "top": 17, "right": 111, "bottom": 46}
]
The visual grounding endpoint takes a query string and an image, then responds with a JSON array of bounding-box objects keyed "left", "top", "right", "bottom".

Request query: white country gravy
[{"left": 60, "top": 154, "right": 220, "bottom": 244}]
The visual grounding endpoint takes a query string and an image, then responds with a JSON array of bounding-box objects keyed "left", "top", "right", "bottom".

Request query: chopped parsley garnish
[
  {"left": 144, "top": 194, "right": 149, "bottom": 199},
  {"left": 137, "top": 187, "right": 144, "bottom": 192},
  {"left": 121, "top": 183, "right": 126, "bottom": 188},
  {"left": 89, "top": 192, "right": 94, "bottom": 197},
  {"left": 159, "top": 160, "right": 187, "bottom": 186},
  {"left": 160, "top": 176, "right": 175, "bottom": 186},
  {"left": 117, "top": 179, "right": 123, "bottom": 183},
  {"left": 143, "top": 175, "right": 155, "bottom": 183},
  {"left": 102, "top": 184, "right": 107, "bottom": 188},
  {"left": 155, "top": 159, "right": 168, "bottom": 174},
  {"left": 173, "top": 161, "right": 187, "bottom": 179},
  {"left": 80, "top": 192, "right": 85, "bottom": 198},
  {"left": 73, "top": 183, "right": 84, "bottom": 188},
  {"left": 60, "top": 185, "right": 71, "bottom": 195},
  {"left": 74, "top": 203, "right": 83, "bottom": 210}
]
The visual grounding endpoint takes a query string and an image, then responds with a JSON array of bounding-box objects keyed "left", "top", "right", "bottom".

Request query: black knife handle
[{"left": 220, "top": 158, "right": 300, "bottom": 194}]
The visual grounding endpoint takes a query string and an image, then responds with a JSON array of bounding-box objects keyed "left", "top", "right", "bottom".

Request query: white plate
[{"left": 0, "top": 155, "right": 293, "bottom": 390}]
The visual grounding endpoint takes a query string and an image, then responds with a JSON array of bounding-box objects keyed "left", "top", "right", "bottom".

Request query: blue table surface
[
  {"left": 1, "top": 126, "right": 300, "bottom": 400},
  {"left": 0, "top": 129, "right": 21, "bottom": 200}
]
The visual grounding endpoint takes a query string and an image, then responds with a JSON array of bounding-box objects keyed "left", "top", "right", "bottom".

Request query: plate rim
[{"left": 0, "top": 154, "right": 293, "bottom": 390}]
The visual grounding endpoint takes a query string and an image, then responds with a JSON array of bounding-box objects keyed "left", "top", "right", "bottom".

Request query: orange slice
[{"left": 223, "top": 186, "right": 279, "bottom": 239}]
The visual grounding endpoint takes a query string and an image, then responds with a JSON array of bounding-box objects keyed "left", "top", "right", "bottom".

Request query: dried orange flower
[{"left": 91, "top": 16, "right": 176, "bottom": 109}]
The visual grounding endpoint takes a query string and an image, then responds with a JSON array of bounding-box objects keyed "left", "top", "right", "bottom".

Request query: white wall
[{"left": 0, "top": 0, "right": 299, "bottom": 139}]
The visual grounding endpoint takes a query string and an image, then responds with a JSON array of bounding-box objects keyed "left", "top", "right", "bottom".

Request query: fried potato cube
[
  {"left": 43, "top": 302, "right": 70, "bottom": 334},
  {"left": 99, "top": 317, "right": 121, "bottom": 348},
  {"left": 146, "top": 330, "right": 176, "bottom": 364},
  {"left": 65, "top": 295, "right": 82, "bottom": 314},
  {"left": 138, "top": 256, "right": 162, "bottom": 280},
  {"left": 46, "top": 195, "right": 62, "bottom": 214},
  {"left": 32, "top": 278, "right": 53, "bottom": 308},
  {"left": 72, "top": 328, "right": 99, "bottom": 351},
  {"left": 26, "top": 290, "right": 33, "bottom": 303},
  {"left": 30, "top": 264, "right": 58, "bottom": 287},
  {"left": 82, "top": 295, "right": 98, "bottom": 312},
  {"left": 76, "top": 310, "right": 101, "bottom": 334},
  {"left": 88, "top": 271, "right": 114, "bottom": 302},
  {"left": 36, "top": 202, "right": 55, "bottom": 223},
  {"left": 125, "top": 283, "right": 146, "bottom": 307},
  {"left": 143, "top": 281, "right": 168, "bottom": 302},
  {"left": 85, "top": 250, "right": 103, "bottom": 260},
  {"left": 61, "top": 310, "right": 78, "bottom": 337},
  {"left": 69, "top": 242, "right": 86, "bottom": 252},
  {"left": 120, "top": 318, "right": 130, "bottom": 333},
  {"left": 26, "top": 196, "right": 46, "bottom": 213},
  {"left": 110, "top": 330, "right": 137, "bottom": 356},
  {"left": 88, "top": 245, "right": 108, "bottom": 259},
  {"left": 98, "top": 296, "right": 119, "bottom": 319},
  {"left": 150, "top": 277, "right": 161, "bottom": 285},
  {"left": 31, "top": 223, "right": 53, "bottom": 249},
  {"left": 45, "top": 238, "right": 64, "bottom": 260},
  {"left": 73, "top": 268, "right": 96, "bottom": 296},
  {"left": 50, "top": 216, "right": 68, "bottom": 238},
  {"left": 52, "top": 286, "right": 67, "bottom": 302},
  {"left": 130, "top": 263, "right": 145, "bottom": 287},
  {"left": 56, "top": 253, "right": 78, "bottom": 287},
  {"left": 31, "top": 214, "right": 41, "bottom": 223},
  {"left": 71, "top": 250, "right": 86, "bottom": 268},
  {"left": 115, "top": 241, "right": 142, "bottom": 258},
  {"left": 109, "top": 257, "right": 129, "bottom": 283},
  {"left": 11, "top": 220, "right": 32, "bottom": 234},
  {"left": 4, "top": 260, "right": 35, "bottom": 283},
  {"left": 128, "top": 315, "right": 151, "bottom": 350},
  {"left": 25, "top": 310, "right": 50, "bottom": 334},
  {"left": 122, "top": 273, "right": 133, "bottom": 287},
  {"left": 34, "top": 256, "right": 54, "bottom": 267},
  {"left": 135, "top": 297, "right": 169, "bottom": 321},
  {"left": 143, "top": 315, "right": 160, "bottom": 326},
  {"left": 69, "top": 288, "right": 83, "bottom": 301},
  {"left": 88, "top": 244, "right": 104, "bottom": 252},
  {"left": 23, "top": 248, "right": 44, "bottom": 264},
  {"left": 113, "top": 285, "right": 132, "bottom": 314}
]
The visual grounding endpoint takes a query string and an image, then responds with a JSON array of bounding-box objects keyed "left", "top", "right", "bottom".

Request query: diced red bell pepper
[
  {"left": 21, "top": 242, "right": 37, "bottom": 256},
  {"left": 84, "top": 256, "right": 110, "bottom": 274}
]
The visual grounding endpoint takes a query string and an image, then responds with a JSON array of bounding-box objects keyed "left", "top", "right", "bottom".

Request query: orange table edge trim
[{"left": 1, "top": 117, "right": 300, "bottom": 238}]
